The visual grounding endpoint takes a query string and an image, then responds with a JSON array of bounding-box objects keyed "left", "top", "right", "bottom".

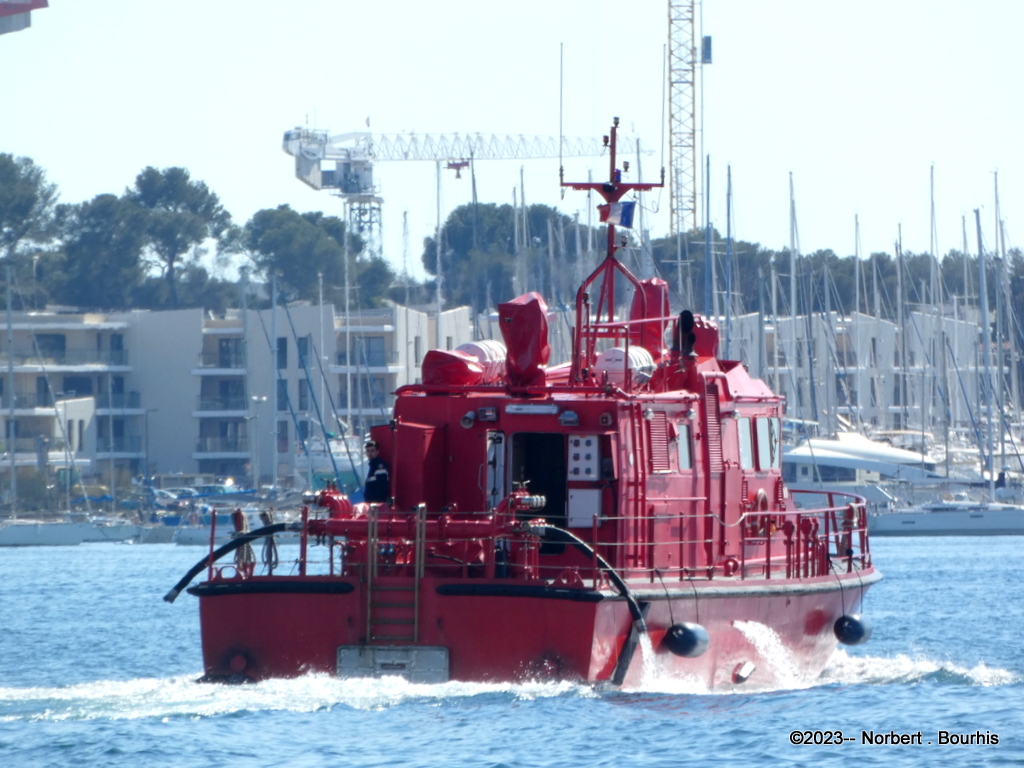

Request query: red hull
[{"left": 193, "top": 572, "right": 877, "bottom": 688}]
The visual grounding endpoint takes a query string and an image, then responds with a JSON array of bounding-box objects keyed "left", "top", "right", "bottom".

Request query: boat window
[
  {"left": 757, "top": 421, "right": 770, "bottom": 468},
  {"left": 818, "top": 465, "right": 856, "bottom": 482},
  {"left": 677, "top": 423, "right": 692, "bottom": 470},
  {"left": 769, "top": 418, "right": 782, "bottom": 468},
  {"left": 738, "top": 417, "right": 754, "bottom": 469}
]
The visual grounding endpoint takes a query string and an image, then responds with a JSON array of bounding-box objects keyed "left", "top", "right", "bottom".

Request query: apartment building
[
  {"left": 730, "top": 309, "right": 987, "bottom": 438},
  {"left": 0, "top": 301, "right": 472, "bottom": 506}
]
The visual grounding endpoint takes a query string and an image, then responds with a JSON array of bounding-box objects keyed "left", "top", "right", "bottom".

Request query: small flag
[{"left": 598, "top": 201, "right": 636, "bottom": 228}]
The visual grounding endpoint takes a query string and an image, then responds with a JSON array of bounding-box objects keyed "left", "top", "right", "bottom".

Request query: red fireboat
[{"left": 166, "top": 119, "right": 878, "bottom": 688}]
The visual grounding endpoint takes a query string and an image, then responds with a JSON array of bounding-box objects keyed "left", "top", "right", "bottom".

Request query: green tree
[
  {"left": 0, "top": 154, "right": 58, "bottom": 262},
  {"left": 48, "top": 194, "right": 146, "bottom": 308},
  {"left": 127, "top": 167, "right": 230, "bottom": 306},
  {"left": 242, "top": 206, "right": 387, "bottom": 307},
  {"left": 423, "top": 203, "right": 585, "bottom": 311}
]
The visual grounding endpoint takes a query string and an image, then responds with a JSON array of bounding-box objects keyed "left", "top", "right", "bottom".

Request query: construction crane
[{"left": 281, "top": 127, "right": 645, "bottom": 258}]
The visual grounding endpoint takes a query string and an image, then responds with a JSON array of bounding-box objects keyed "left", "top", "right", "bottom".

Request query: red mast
[{"left": 561, "top": 118, "right": 665, "bottom": 384}]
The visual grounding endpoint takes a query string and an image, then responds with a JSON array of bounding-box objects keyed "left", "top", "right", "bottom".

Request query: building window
[
  {"left": 298, "top": 379, "right": 309, "bottom": 411},
  {"left": 277, "top": 420, "right": 288, "bottom": 453},
  {"left": 277, "top": 337, "right": 287, "bottom": 370},
  {"left": 62, "top": 376, "right": 92, "bottom": 397},
  {"left": 297, "top": 335, "right": 310, "bottom": 364},
  {"left": 414, "top": 336, "right": 422, "bottom": 365},
  {"left": 277, "top": 379, "right": 288, "bottom": 411},
  {"left": 110, "top": 333, "right": 125, "bottom": 364},
  {"left": 36, "top": 334, "right": 66, "bottom": 361},
  {"left": 361, "top": 336, "right": 386, "bottom": 366}
]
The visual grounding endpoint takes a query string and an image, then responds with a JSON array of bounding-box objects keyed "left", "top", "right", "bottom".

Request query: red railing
[{"left": 200, "top": 489, "right": 871, "bottom": 589}]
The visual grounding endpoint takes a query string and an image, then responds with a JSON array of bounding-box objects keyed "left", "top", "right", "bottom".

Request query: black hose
[
  {"left": 528, "top": 523, "right": 649, "bottom": 686},
  {"left": 529, "top": 523, "right": 646, "bottom": 628},
  {"left": 163, "top": 522, "right": 299, "bottom": 603}
]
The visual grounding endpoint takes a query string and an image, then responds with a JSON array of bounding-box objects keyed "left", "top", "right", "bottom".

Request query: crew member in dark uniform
[{"left": 363, "top": 440, "right": 391, "bottom": 503}]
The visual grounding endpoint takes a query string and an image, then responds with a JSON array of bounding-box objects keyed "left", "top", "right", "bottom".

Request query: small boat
[
  {"left": 303, "top": 435, "right": 365, "bottom": 493},
  {"left": 870, "top": 499, "right": 1024, "bottom": 536},
  {"left": 82, "top": 517, "right": 142, "bottom": 543},
  {"left": 783, "top": 431, "right": 945, "bottom": 511},
  {"left": 0, "top": 518, "right": 91, "bottom": 546},
  {"left": 166, "top": 119, "right": 878, "bottom": 688}
]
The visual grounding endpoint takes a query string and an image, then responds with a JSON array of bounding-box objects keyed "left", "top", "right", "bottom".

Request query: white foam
[
  {"left": 0, "top": 673, "right": 597, "bottom": 721},
  {"left": 821, "top": 649, "right": 1020, "bottom": 687}
]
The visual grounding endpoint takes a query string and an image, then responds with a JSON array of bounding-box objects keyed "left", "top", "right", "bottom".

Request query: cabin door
[
  {"left": 485, "top": 431, "right": 506, "bottom": 510},
  {"left": 509, "top": 432, "right": 567, "bottom": 528}
]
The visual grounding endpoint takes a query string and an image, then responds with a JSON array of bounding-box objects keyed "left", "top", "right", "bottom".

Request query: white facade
[
  {"left": 0, "top": 301, "right": 472, "bottom": 506},
  {"left": 731, "top": 308, "right": 990, "bottom": 439}
]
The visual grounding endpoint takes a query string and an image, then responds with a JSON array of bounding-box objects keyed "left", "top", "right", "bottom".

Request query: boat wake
[
  {"left": 822, "top": 649, "right": 1019, "bottom": 687},
  {"left": 0, "top": 674, "right": 598, "bottom": 722},
  {"left": 1, "top": 647, "right": 1015, "bottom": 722},
  {"left": 621, "top": 621, "right": 1020, "bottom": 695}
]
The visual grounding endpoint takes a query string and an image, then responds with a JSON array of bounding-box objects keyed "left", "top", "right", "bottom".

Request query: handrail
[{"left": 178, "top": 490, "right": 871, "bottom": 594}]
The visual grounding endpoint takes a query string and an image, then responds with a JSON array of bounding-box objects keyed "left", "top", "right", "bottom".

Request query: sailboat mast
[
  {"left": 436, "top": 160, "right": 444, "bottom": 349},
  {"left": 993, "top": 172, "right": 1005, "bottom": 466},
  {"left": 6, "top": 262, "right": 15, "bottom": 518},
  {"left": 1000, "top": 216, "right": 1020, "bottom": 434},
  {"left": 854, "top": 215, "right": 862, "bottom": 432},
  {"left": 271, "top": 272, "right": 279, "bottom": 492},
  {"left": 725, "top": 165, "right": 732, "bottom": 358},
  {"left": 896, "top": 228, "right": 907, "bottom": 431},
  {"left": 975, "top": 209, "right": 995, "bottom": 498},
  {"left": 344, "top": 204, "right": 352, "bottom": 439},
  {"left": 930, "top": 165, "right": 950, "bottom": 476},
  {"left": 788, "top": 173, "right": 798, "bottom": 427},
  {"left": 771, "top": 262, "right": 779, "bottom": 393},
  {"left": 704, "top": 156, "right": 712, "bottom": 317}
]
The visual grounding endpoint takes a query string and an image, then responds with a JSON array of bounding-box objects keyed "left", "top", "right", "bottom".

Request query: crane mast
[{"left": 668, "top": 0, "right": 699, "bottom": 235}]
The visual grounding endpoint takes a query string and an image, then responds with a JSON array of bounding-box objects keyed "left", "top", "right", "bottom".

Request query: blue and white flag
[{"left": 598, "top": 201, "right": 636, "bottom": 228}]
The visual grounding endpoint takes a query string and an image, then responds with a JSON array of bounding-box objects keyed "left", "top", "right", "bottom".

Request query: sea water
[{"left": 0, "top": 537, "right": 1021, "bottom": 767}]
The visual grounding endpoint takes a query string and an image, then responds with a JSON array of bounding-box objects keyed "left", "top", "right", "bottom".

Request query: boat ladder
[{"left": 365, "top": 504, "right": 426, "bottom": 643}]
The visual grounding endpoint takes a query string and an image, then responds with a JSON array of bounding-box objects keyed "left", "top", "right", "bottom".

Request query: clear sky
[{"left": 2, "top": 1, "right": 1022, "bottom": 286}]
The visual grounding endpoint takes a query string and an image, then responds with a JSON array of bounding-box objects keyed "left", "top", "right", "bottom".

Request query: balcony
[
  {"left": 196, "top": 396, "right": 248, "bottom": 412},
  {"left": 197, "top": 351, "right": 247, "bottom": 369},
  {"left": 96, "top": 436, "right": 142, "bottom": 453},
  {"left": 195, "top": 437, "right": 249, "bottom": 454},
  {"left": 95, "top": 392, "right": 142, "bottom": 410},
  {"left": 335, "top": 350, "right": 399, "bottom": 367},
  {"left": 1, "top": 349, "right": 128, "bottom": 366},
  {"left": 5, "top": 436, "right": 69, "bottom": 454},
  {"left": 1, "top": 393, "right": 56, "bottom": 409}
]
